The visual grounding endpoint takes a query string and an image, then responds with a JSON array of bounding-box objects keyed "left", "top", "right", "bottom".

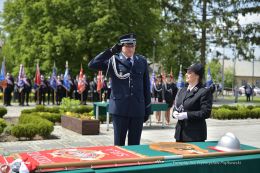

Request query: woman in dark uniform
[
  {"left": 153, "top": 75, "right": 164, "bottom": 123},
  {"left": 164, "top": 74, "right": 177, "bottom": 125},
  {"left": 173, "top": 63, "right": 213, "bottom": 142}
]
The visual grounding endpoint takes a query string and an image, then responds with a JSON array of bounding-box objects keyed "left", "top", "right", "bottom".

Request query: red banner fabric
[{"left": 14, "top": 146, "right": 147, "bottom": 172}]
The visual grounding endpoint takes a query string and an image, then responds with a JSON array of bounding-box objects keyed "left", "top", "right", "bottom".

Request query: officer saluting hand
[{"left": 88, "top": 33, "right": 152, "bottom": 146}]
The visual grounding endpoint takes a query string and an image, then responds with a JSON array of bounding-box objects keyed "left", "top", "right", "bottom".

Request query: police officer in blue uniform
[
  {"left": 173, "top": 63, "right": 213, "bottom": 142},
  {"left": 88, "top": 33, "right": 152, "bottom": 146}
]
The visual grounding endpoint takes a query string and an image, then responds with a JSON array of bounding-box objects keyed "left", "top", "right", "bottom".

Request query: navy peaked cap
[{"left": 119, "top": 33, "right": 136, "bottom": 44}]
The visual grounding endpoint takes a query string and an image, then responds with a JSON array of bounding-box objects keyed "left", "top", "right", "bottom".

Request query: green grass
[{"left": 218, "top": 95, "right": 260, "bottom": 104}]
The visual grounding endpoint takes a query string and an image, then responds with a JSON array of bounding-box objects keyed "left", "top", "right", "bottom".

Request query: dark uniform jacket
[
  {"left": 153, "top": 83, "right": 163, "bottom": 102},
  {"left": 174, "top": 83, "right": 213, "bottom": 142},
  {"left": 164, "top": 82, "right": 178, "bottom": 107},
  {"left": 88, "top": 49, "right": 151, "bottom": 117},
  {"left": 24, "top": 78, "right": 32, "bottom": 93}
]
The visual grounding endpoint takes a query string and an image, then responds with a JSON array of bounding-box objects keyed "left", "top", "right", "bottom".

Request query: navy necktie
[{"left": 127, "top": 58, "right": 132, "bottom": 68}]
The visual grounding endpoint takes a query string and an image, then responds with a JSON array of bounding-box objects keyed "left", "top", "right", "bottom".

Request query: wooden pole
[
  {"left": 37, "top": 89, "right": 39, "bottom": 105},
  {"left": 2, "top": 88, "right": 5, "bottom": 105},
  {"left": 81, "top": 93, "right": 83, "bottom": 104},
  {"left": 54, "top": 90, "right": 56, "bottom": 105},
  {"left": 38, "top": 149, "right": 260, "bottom": 169}
]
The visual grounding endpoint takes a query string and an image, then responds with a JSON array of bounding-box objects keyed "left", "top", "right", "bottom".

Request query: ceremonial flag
[
  {"left": 18, "top": 64, "right": 25, "bottom": 91},
  {"left": 0, "top": 59, "right": 7, "bottom": 88},
  {"left": 34, "top": 63, "right": 41, "bottom": 90},
  {"left": 206, "top": 67, "right": 213, "bottom": 88},
  {"left": 150, "top": 71, "right": 156, "bottom": 93},
  {"left": 97, "top": 71, "right": 103, "bottom": 92},
  {"left": 176, "top": 65, "right": 184, "bottom": 89},
  {"left": 50, "top": 62, "right": 57, "bottom": 91},
  {"left": 63, "top": 61, "right": 71, "bottom": 91},
  {"left": 78, "top": 64, "right": 85, "bottom": 94},
  {"left": 170, "top": 66, "right": 174, "bottom": 79},
  {"left": 160, "top": 65, "right": 166, "bottom": 82}
]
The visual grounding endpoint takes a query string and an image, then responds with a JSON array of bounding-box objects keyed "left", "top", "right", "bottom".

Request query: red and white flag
[
  {"left": 77, "top": 64, "right": 85, "bottom": 94},
  {"left": 97, "top": 71, "right": 103, "bottom": 92},
  {"left": 34, "top": 63, "right": 41, "bottom": 90}
]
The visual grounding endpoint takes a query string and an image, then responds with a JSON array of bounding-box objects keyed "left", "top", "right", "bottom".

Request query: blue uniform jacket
[{"left": 88, "top": 49, "right": 152, "bottom": 117}]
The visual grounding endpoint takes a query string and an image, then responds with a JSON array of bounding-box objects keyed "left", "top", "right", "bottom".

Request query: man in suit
[
  {"left": 173, "top": 63, "right": 213, "bottom": 142},
  {"left": 39, "top": 75, "right": 47, "bottom": 105},
  {"left": 4, "top": 73, "right": 14, "bottom": 106},
  {"left": 23, "top": 75, "right": 32, "bottom": 106},
  {"left": 90, "top": 77, "right": 98, "bottom": 102},
  {"left": 88, "top": 33, "right": 152, "bottom": 146}
]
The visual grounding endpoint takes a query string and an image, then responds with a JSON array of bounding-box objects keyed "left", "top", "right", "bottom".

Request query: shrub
[
  {"left": 35, "top": 105, "right": 45, "bottom": 112},
  {"left": 37, "top": 121, "right": 54, "bottom": 138},
  {"left": 21, "top": 108, "right": 36, "bottom": 114},
  {"left": 21, "top": 112, "right": 61, "bottom": 123},
  {"left": 211, "top": 108, "right": 232, "bottom": 119},
  {"left": 18, "top": 114, "right": 54, "bottom": 138},
  {"left": 0, "top": 118, "right": 7, "bottom": 134},
  {"left": 60, "top": 98, "right": 80, "bottom": 112},
  {"left": 0, "top": 107, "right": 7, "bottom": 118},
  {"left": 219, "top": 105, "right": 238, "bottom": 110},
  {"left": 11, "top": 123, "right": 38, "bottom": 139},
  {"left": 211, "top": 105, "right": 260, "bottom": 120},
  {"left": 251, "top": 108, "right": 260, "bottom": 119},
  {"left": 72, "top": 105, "right": 93, "bottom": 114},
  {"left": 45, "top": 107, "right": 60, "bottom": 113},
  {"left": 3, "top": 124, "right": 14, "bottom": 135},
  {"left": 0, "top": 118, "right": 7, "bottom": 133},
  {"left": 247, "top": 105, "right": 254, "bottom": 110},
  {"left": 21, "top": 106, "right": 61, "bottom": 114},
  {"left": 36, "top": 112, "right": 61, "bottom": 123}
]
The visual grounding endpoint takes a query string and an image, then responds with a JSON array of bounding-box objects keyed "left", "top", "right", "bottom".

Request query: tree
[
  {"left": 1, "top": 0, "right": 161, "bottom": 78},
  {"left": 205, "top": 58, "right": 222, "bottom": 83},
  {"left": 159, "top": 0, "right": 199, "bottom": 78},
  {"left": 224, "top": 67, "right": 234, "bottom": 89}
]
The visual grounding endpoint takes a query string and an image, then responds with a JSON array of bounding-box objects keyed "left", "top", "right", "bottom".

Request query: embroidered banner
[{"left": 1, "top": 146, "right": 148, "bottom": 172}]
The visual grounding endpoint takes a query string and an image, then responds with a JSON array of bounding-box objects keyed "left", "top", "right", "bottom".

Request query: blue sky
[
  {"left": 0, "top": 0, "right": 4, "bottom": 12},
  {"left": 0, "top": 0, "right": 259, "bottom": 60}
]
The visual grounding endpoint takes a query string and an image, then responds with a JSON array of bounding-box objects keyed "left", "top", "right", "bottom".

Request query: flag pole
[
  {"left": 1, "top": 58, "right": 6, "bottom": 105},
  {"left": 37, "top": 61, "right": 40, "bottom": 105},
  {"left": 53, "top": 61, "right": 56, "bottom": 105},
  {"left": 38, "top": 149, "right": 260, "bottom": 169},
  {"left": 37, "top": 87, "right": 39, "bottom": 105},
  {"left": 54, "top": 90, "right": 56, "bottom": 105},
  {"left": 81, "top": 93, "right": 83, "bottom": 104},
  {"left": 2, "top": 88, "right": 4, "bottom": 105}
]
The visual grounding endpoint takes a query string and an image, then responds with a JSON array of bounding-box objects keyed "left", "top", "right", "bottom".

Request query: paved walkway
[{"left": 1, "top": 102, "right": 260, "bottom": 156}]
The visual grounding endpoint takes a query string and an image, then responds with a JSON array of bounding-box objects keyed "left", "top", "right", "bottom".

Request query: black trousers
[
  {"left": 112, "top": 114, "right": 144, "bottom": 146},
  {"left": 246, "top": 94, "right": 251, "bottom": 101},
  {"left": 4, "top": 88, "right": 12, "bottom": 105}
]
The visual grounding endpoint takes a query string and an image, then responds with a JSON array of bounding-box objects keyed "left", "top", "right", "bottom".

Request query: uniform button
[
  {"left": 131, "top": 93, "right": 133, "bottom": 96},
  {"left": 131, "top": 86, "right": 133, "bottom": 88}
]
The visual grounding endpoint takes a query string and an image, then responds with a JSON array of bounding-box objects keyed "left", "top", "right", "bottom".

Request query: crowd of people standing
[
  {"left": 1, "top": 73, "right": 111, "bottom": 106},
  {"left": 151, "top": 74, "right": 178, "bottom": 125}
]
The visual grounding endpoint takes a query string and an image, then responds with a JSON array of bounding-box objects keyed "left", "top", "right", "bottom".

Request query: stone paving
[{"left": 1, "top": 102, "right": 260, "bottom": 156}]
